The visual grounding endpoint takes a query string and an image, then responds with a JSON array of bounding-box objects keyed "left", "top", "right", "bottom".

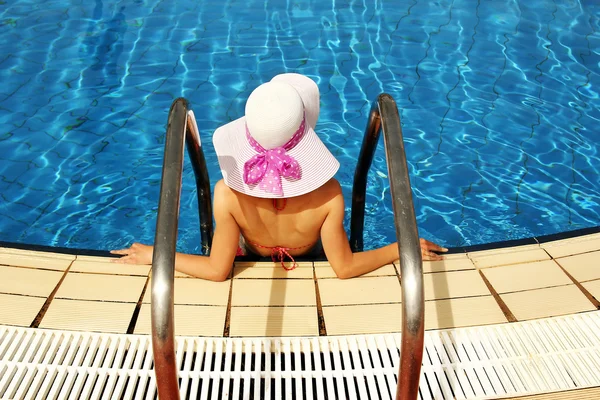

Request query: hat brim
[{"left": 213, "top": 117, "right": 340, "bottom": 198}]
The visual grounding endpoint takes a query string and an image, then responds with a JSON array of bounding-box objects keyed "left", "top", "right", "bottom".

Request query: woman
[{"left": 111, "top": 73, "right": 447, "bottom": 280}]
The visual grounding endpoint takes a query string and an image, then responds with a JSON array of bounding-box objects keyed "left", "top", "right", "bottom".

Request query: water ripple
[{"left": 0, "top": 0, "right": 599, "bottom": 251}]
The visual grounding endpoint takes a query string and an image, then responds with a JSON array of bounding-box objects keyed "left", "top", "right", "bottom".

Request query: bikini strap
[
  {"left": 272, "top": 198, "right": 287, "bottom": 211},
  {"left": 270, "top": 247, "right": 297, "bottom": 271},
  {"left": 249, "top": 241, "right": 314, "bottom": 271}
]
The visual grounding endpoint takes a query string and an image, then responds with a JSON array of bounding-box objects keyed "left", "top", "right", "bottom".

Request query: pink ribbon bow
[{"left": 243, "top": 114, "right": 306, "bottom": 196}]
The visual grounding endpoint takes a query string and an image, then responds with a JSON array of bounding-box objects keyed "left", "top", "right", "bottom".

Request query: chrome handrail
[
  {"left": 151, "top": 98, "right": 213, "bottom": 399},
  {"left": 350, "top": 94, "right": 424, "bottom": 399}
]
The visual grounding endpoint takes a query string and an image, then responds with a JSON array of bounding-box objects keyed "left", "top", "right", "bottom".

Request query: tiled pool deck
[
  {"left": 1, "top": 233, "right": 600, "bottom": 399},
  {"left": 1, "top": 233, "right": 599, "bottom": 338}
]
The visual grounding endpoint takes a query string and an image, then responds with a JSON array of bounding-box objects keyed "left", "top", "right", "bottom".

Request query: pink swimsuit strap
[{"left": 249, "top": 241, "right": 314, "bottom": 271}]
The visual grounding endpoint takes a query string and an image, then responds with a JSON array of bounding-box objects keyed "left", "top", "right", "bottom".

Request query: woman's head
[
  {"left": 244, "top": 81, "right": 304, "bottom": 150},
  {"left": 213, "top": 73, "right": 339, "bottom": 199}
]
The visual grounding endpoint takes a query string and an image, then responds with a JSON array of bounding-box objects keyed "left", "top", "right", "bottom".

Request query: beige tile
[
  {"left": 315, "top": 263, "right": 396, "bottom": 279},
  {"left": 0, "top": 293, "right": 45, "bottom": 327},
  {"left": 134, "top": 304, "right": 226, "bottom": 337},
  {"left": 70, "top": 260, "right": 151, "bottom": 276},
  {"left": 424, "top": 270, "right": 490, "bottom": 301},
  {"left": 501, "top": 285, "right": 595, "bottom": 321},
  {"left": 541, "top": 233, "right": 600, "bottom": 258},
  {"left": 229, "top": 306, "right": 318, "bottom": 337},
  {"left": 504, "top": 387, "right": 600, "bottom": 400},
  {"left": 149, "top": 269, "right": 226, "bottom": 279},
  {"left": 582, "top": 280, "right": 600, "bottom": 302},
  {"left": 0, "top": 253, "right": 72, "bottom": 271},
  {"left": 421, "top": 254, "right": 475, "bottom": 273},
  {"left": 318, "top": 276, "right": 401, "bottom": 306},
  {"left": 75, "top": 255, "right": 118, "bottom": 263},
  {"left": 471, "top": 248, "right": 550, "bottom": 269},
  {"left": 481, "top": 260, "right": 571, "bottom": 294},
  {"left": 55, "top": 273, "right": 146, "bottom": 303},
  {"left": 322, "top": 303, "right": 403, "bottom": 335},
  {"left": 424, "top": 296, "right": 507, "bottom": 330},
  {"left": 231, "top": 279, "right": 316, "bottom": 307},
  {"left": 0, "top": 266, "right": 63, "bottom": 297},
  {"left": 236, "top": 261, "right": 313, "bottom": 269},
  {"left": 555, "top": 252, "right": 600, "bottom": 283},
  {"left": 467, "top": 244, "right": 541, "bottom": 257},
  {"left": 234, "top": 264, "right": 314, "bottom": 279},
  {"left": 0, "top": 247, "right": 74, "bottom": 260},
  {"left": 40, "top": 299, "right": 136, "bottom": 333},
  {"left": 143, "top": 278, "right": 229, "bottom": 306}
]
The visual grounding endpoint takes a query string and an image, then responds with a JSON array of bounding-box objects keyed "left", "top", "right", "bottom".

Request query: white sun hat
[{"left": 212, "top": 73, "right": 340, "bottom": 198}]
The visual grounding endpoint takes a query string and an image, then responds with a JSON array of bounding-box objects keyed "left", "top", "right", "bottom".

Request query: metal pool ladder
[{"left": 150, "top": 95, "right": 424, "bottom": 399}]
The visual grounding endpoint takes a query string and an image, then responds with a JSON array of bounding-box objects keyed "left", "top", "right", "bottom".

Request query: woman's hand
[
  {"left": 420, "top": 238, "right": 448, "bottom": 261},
  {"left": 110, "top": 243, "right": 153, "bottom": 265}
]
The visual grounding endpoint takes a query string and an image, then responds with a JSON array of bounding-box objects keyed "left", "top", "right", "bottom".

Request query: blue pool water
[{"left": 0, "top": 0, "right": 599, "bottom": 253}]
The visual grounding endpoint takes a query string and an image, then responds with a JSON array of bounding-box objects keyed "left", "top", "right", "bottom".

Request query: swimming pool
[{"left": 0, "top": 0, "right": 598, "bottom": 253}]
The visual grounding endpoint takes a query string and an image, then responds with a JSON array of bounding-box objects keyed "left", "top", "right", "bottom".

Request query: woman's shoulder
[
  {"left": 214, "top": 179, "right": 241, "bottom": 205},
  {"left": 316, "top": 178, "right": 342, "bottom": 196},
  {"left": 303, "top": 178, "right": 343, "bottom": 208}
]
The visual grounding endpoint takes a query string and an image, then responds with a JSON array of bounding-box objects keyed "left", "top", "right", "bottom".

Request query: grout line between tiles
[
  {"left": 50, "top": 298, "right": 143, "bottom": 304},
  {"left": 30, "top": 259, "right": 74, "bottom": 328},
  {"left": 477, "top": 270, "right": 517, "bottom": 323},
  {"left": 126, "top": 275, "right": 150, "bottom": 334},
  {"left": 0, "top": 292, "right": 47, "bottom": 300},
  {"left": 313, "top": 266, "right": 327, "bottom": 336},
  {"left": 222, "top": 271, "right": 234, "bottom": 338},
  {"left": 423, "top": 268, "right": 477, "bottom": 274},
  {"left": 0, "top": 263, "right": 68, "bottom": 273},
  {"left": 393, "top": 260, "right": 402, "bottom": 284},
  {"left": 489, "top": 283, "right": 577, "bottom": 297},
  {"left": 229, "top": 305, "right": 319, "bottom": 308},
  {"left": 547, "top": 250, "right": 600, "bottom": 309},
  {"left": 66, "top": 269, "right": 150, "bottom": 278}
]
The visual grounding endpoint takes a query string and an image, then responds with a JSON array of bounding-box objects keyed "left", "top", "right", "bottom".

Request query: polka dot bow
[{"left": 243, "top": 114, "right": 306, "bottom": 196}]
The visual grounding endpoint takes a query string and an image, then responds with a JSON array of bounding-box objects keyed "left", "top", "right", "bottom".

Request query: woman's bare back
[{"left": 220, "top": 178, "right": 340, "bottom": 257}]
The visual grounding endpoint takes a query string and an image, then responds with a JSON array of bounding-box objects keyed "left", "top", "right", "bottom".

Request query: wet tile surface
[
  {"left": 481, "top": 260, "right": 572, "bottom": 294},
  {"left": 315, "top": 262, "right": 397, "bottom": 278},
  {"left": 0, "top": 293, "right": 45, "bottom": 327},
  {"left": 318, "top": 276, "right": 401, "bottom": 306},
  {"left": 582, "top": 280, "right": 600, "bottom": 302},
  {"left": 231, "top": 279, "right": 316, "bottom": 307},
  {"left": 470, "top": 248, "right": 550, "bottom": 268},
  {"left": 421, "top": 254, "right": 475, "bottom": 273},
  {"left": 234, "top": 264, "right": 314, "bottom": 279},
  {"left": 555, "top": 251, "right": 600, "bottom": 282},
  {"left": 424, "top": 296, "right": 507, "bottom": 330},
  {"left": 134, "top": 304, "right": 226, "bottom": 337},
  {"left": 2, "top": 232, "right": 600, "bottom": 336},
  {"left": 0, "top": 252, "right": 72, "bottom": 271},
  {"left": 322, "top": 303, "right": 403, "bottom": 335},
  {"left": 229, "top": 306, "right": 319, "bottom": 337},
  {"left": 70, "top": 259, "right": 150, "bottom": 276},
  {"left": 541, "top": 234, "right": 600, "bottom": 258},
  {"left": 424, "top": 270, "right": 490, "bottom": 301},
  {"left": 40, "top": 299, "right": 136, "bottom": 333},
  {"left": 0, "top": 265, "right": 63, "bottom": 297},
  {"left": 500, "top": 285, "right": 595, "bottom": 321},
  {"left": 142, "top": 277, "right": 229, "bottom": 306},
  {"left": 56, "top": 273, "right": 147, "bottom": 303}
]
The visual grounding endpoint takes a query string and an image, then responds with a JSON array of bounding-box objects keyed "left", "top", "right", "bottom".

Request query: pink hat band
[{"left": 243, "top": 114, "right": 306, "bottom": 196}]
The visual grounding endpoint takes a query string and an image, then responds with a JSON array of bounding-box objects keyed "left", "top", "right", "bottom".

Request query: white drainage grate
[{"left": 1, "top": 311, "right": 600, "bottom": 399}]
